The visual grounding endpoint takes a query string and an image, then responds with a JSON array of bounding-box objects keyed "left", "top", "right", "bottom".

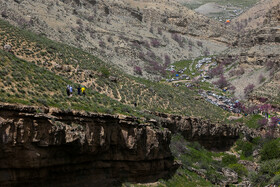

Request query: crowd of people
[{"left": 66, "top": 85, "right": 85, "bottom": 97}]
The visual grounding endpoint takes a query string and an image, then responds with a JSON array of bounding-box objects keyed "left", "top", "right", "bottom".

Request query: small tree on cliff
[
  {"left": 134, "top": 66, "right": 142, "bottom": 76},
  {"left": 244, "top": 84, "right": 255, "bottom": 96}
]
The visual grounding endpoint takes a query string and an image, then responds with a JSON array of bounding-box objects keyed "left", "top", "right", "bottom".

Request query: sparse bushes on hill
[
  {"left": 259, "top": 74, "right": 266, "bottom": 83},
  {"left": 133, "top": 65, "right": 142, "bottom": 76},
  {"left": 259, "top": 97, "right": 268, "bottom": 103},
  {"left": 146, "top": 51, "right": 156, "bottom": 60},
  {"left": 266, "top": 61, "right": 274, "bottom": 70},
  {"left": 16, "top": 17, "right": 28, "bottom": 27},
  {"left": 149, "top": 27, "right": 153, "bottom": 33},
  {"left": 213, "top": 75, "right": 229, "bottom": 89},
  {"left": 272, "top": 174, "right": 280, "bottom": 186},
  {"left": 197, "top": 41, "right": 203, "bottom": 47},
  {"left": 258, "top": 118, "right": 268, "bottom": 127},
  {"left": 150, "top": 38, "right": 160, "bottom": 48},
  {"left": 221, "top": 57, "right": 235, "bottom": 66},
  {"left": 229, "top": 67, "right": 245, "bottom": 77},
  {"left": 228, "top": 164, "right": 248, "bottom": 177},
  {"left": 164, "top": 54, "right": 171, "bottom": 66},
  {"left": 157, "top": 28, "right": 162, "bottom": 35},
  {"left": 76, "top": 19, "right": 83, "bottom": 25},
  {"left": 99, "top": 66, "right": 110, "bottom": 78},
  {"left": 203, "top": 48, "right": 210, "bottom": 56},
  {"left": 244, "top": 84, "right": 255, "bottom": 96},
  {"left": 99, "top": 40, "right": 105, "bottom": 48},
  {"left": 1, "top": 10, "right": 8, "bottom": 18},
  {"left": 131, "top": 41, "right": 141, "bottom": 49},
  {"left": 259, "top": 104, "right": 272, "bottom": 113},
  {"left": 236, "top": 139, "right": 253, "bottom": 157},
  {"left": 145, "top": 60, "right": 166, "bottom": 75},
  {"left": 143, "top": 40, "right": 150, "bottom": 48},
  {"left": 107, "top": 36, "right": 113, "bottom": 43},
  {"left": 0, "top": 18, "right": 229, "bottom": 121},
  {"left": 222, "top": 154, "right": 238, "bottom": 166},
  {"left": 208, "top": 65, "right": 224, "bottom": 78},
  {"left": 171, "top": 33, "right": 184, "bottom": 47},
  {"left": 251, "top": 158, "right": 280, "bottom": 186},
  {"left": 261, "top": 139, "right": 280, "bottom": 161}
]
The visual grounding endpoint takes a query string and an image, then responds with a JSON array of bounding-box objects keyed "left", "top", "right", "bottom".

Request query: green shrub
[
  {"left": 251, "top": 159, "right": 280, "bottom": 186},
  {"left": 259, "top": 159, "right": 280, "bottom": 176},
  {"left": 272, "top": 175, "right": 280, "bottom": 186},
  {"left": 222, "top": 154, "right": 238, "bottom": 166},
  {"left": 99, "top": 66, "right": 110, "bottom": 78},
  {"left": 261, "top": 139, "right": 280, "bottom": 161},
  {"left": 192, "top": 141, "right": 202, "bottom": 151},
  {"left": 228, "top": 163, "right": 248, "bottom": 177},
  {"left": 236, "top": 140, "right": 253, "bottom": 157}
]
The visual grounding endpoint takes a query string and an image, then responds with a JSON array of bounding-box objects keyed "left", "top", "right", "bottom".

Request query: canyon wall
[
  {"left": 151, "top": 112, "right": 260, "bottom": 151},
  {"left": 0, "top": 104, "right": 177, "bottom": 186},
  {"left": 0, "top": 104, "right": 262, "bottom": 186}
]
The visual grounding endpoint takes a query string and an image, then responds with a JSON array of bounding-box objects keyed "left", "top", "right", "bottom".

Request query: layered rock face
[
  {"left": 0, "top": 104, "right": 177, "bottom": 186},
  {"left": 152, "top": 112, "right": 260, "bottom": 151}
]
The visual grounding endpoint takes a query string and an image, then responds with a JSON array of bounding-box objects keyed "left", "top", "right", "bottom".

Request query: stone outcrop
[
  {"left": 0, "top": 103, "right": 266, "bottom": 185},
  {"left": 0, "top": 104, "right": 177, "bottom": 186},
  {"left": 150, "top": 112, "right": 260, "bottom": 151},
  {"left": 221, "top": 168, "right": 238, "bottom": 185}
]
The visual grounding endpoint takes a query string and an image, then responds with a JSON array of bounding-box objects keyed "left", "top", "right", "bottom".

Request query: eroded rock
[{"left": 0, "top": 103, "right": 177, "bottom": 186}]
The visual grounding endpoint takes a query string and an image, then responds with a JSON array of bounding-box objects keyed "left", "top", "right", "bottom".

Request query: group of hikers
[{"left": 66, "top": 85, "right": 85, "bottom": 97}]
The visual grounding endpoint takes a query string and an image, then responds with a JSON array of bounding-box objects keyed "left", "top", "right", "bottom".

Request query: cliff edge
[{"left": 0, "top": 104, "right": 177, "bottom": 186}]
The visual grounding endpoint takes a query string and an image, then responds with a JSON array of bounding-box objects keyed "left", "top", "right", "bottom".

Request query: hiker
[
  {"left": 265, "top": 112, "right": 268, "bottom": 119},
  {"left": 66, "top": 85, "right": 70, "bottom": 96},
  {"left": 81, "top": 86, "right": 85, "bottom": 96},
  {"left": 69, "top": 85, "right": 73, "bottom": 97},
  {"left": 77, "top": 86, "right": 81, "bottom": 95}
]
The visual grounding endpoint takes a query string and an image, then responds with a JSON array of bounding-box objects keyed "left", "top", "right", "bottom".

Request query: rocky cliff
[
  {"left": 149, "top": 112, "right": 260, "bottom": 151},
  {"left": 0, "top": 103, "right": 265, "bottom": 186},
  {"left": 0, "top": 104, "right": 177, "bottom": 186}
]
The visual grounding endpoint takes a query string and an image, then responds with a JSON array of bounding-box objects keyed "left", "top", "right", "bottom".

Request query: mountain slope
[
  {"left": 0, "top": 19, "right": 229, "bottom": 121},
  {"left": 0, "top": 0, "right": 234, "bottom": 79},
  {"left": 219, "top": 1, "right": 280, "bottom": 105},
  {"left": 231, "top": 0, "right": 280, "bottom": 32}
]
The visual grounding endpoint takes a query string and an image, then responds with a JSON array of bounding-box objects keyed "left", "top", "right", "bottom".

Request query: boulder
[
  {"left": 238, "top": 160, "right": 259, "bottom": 172},
  {"left": 3, "top": 44, "right": 12, "bottom": 52},
  {"left": 221, "top": 167, "right": 238, "bottom": 184},
  {"left": 109, "top": 76, "right": 118, "bottom": 83}
]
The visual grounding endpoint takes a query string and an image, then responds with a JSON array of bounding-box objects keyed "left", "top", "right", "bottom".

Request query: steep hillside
[
  {"left": 177, "top": 0, "right": 260, "bottom": 22},
  {"left": 231, "top": 0, "right": 280, "bottom": 32},
  {"left": 0, "top": 0, "right": 234, "bottom": 79},
  {"left": 0, "top": 1, "right": 280, "bottom": 186},
  {"left": 0, "top": 19, "right": 229, "bottom": 121},
  {"left": 218, "top": 2, "right": 280, "bottom": 106}
]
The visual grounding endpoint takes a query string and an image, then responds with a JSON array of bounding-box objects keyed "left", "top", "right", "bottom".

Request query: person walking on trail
[
  {"left": 77, "top": 86, "right": 81, "bottom": 96},
  {"left": 81, "top": 86, "right": 85, "bottom": 96},
  {"left": 66, "top": 85, "right": 70, "bottom": 97},
  {"left": 69, "top": 85, "right": 73, "bottom": 97}
]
